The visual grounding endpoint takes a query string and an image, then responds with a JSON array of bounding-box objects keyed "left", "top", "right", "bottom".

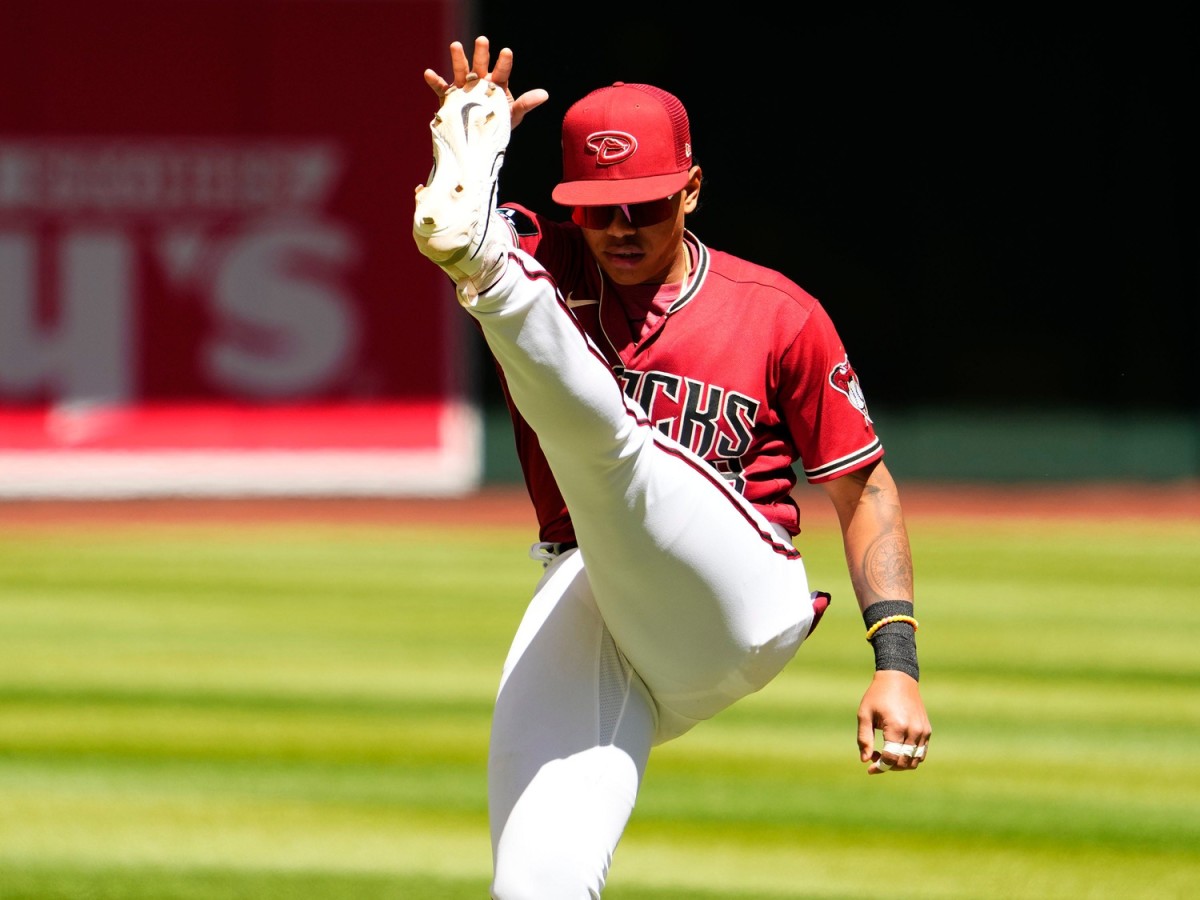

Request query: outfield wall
[{"left": 0, "top": 0, "right": 475, "bottom": 499}]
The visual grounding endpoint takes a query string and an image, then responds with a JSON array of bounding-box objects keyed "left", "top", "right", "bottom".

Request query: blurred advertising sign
[{"left": 0, "top": 0, "right": 476, "bottom": 497}]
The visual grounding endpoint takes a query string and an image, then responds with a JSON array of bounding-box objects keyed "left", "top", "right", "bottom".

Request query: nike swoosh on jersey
[{"left": 565, "top": 292, "right": 599, "bottom": 308}]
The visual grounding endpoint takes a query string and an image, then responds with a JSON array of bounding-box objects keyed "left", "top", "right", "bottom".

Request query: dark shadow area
[{"left": 473, "top": 10, "right": 1197, "bottom": 415}]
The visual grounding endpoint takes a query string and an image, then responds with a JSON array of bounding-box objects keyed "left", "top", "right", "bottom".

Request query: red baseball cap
[{"left": 552, "top": 82, "right": 693, "bottom": 207}]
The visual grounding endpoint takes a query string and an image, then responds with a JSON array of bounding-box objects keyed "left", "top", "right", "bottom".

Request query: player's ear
[{"left": 682, "top": 165, "right": 702, "bottom": 213}]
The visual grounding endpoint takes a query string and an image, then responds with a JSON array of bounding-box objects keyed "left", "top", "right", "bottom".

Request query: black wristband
[{"left": 863, "top": 600, "right": 920, "bottom": 681}]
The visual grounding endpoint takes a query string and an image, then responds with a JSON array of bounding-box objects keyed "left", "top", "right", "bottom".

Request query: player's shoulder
[
  {"left": 702, "top": 243, "right": 821, "bottom": 313},
  {"left": 498, "top": 202, "right": 541, "bottom": 238}
]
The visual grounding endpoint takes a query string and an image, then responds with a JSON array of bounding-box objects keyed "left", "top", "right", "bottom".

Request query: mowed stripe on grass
[{"left": 0, "top": 499, "right": 1197, "bottom": 898}]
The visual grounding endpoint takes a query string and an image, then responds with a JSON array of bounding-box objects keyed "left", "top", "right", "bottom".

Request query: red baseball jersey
[{"left": 493, "top": 205, "right": 884, "bottom": 544}]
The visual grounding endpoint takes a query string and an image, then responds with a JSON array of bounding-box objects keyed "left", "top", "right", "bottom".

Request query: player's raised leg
[{"left": 462, "top": 253, "right": 817, "bottom": 739}]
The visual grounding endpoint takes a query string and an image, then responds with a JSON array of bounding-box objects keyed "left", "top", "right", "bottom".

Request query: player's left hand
[
  {"left": 423, "top": 35, "right": 549, "bottom": 128},
  {"left": 857, "top": 670, "right": 931, "bottom": 775}
]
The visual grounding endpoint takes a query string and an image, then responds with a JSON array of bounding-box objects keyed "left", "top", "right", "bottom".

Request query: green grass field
[{"left": 1, "top": 500, "right": 1197, "bottom": 898}]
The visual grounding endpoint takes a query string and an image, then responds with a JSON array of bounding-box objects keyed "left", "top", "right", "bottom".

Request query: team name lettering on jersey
[{"left": 618, "top": 367, "right": 760, "bottom": 465}]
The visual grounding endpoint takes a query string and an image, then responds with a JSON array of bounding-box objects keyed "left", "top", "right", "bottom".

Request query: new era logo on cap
[{"left": 552, "top": 82, "right": 692, "bottom": 207}]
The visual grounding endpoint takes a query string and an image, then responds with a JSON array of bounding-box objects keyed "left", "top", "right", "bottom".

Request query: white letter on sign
[
  {"left": 207, "top": 218, "right": 359, "bottom": 399},
  {"left": 0, "top": 228, "right": 134, "bottom": 403}
]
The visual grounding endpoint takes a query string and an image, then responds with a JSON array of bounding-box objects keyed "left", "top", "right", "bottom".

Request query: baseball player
[{"left": 413, "top": 36, "right": 932, "bottom": 899}]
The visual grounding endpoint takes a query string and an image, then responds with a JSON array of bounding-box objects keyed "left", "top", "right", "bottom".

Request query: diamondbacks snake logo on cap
[{"left": 585, "top": 131, "right": 638, "bottom": 166}]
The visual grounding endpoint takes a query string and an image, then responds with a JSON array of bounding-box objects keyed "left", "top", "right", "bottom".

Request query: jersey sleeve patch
[{"left": 828, "top": 355, "right": 873, "bottom": 425}]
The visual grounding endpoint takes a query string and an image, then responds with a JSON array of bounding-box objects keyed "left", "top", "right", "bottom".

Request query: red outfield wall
[{"left": 0, "top": 0, "right": 476, "bottom": 497}]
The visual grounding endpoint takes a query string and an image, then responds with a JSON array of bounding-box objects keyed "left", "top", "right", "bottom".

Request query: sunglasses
[{"left": 571, "top": 194, "right": 677, "bottom": 229}]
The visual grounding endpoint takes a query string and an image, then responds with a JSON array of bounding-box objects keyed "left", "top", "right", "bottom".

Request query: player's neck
[{"left": 668, "top": 239, "right": 693, "bottom": 289}]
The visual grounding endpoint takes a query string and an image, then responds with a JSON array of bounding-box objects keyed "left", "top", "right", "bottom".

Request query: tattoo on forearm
[{"left": 862, "top": 531, "right": 912, "bottom": 601}]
